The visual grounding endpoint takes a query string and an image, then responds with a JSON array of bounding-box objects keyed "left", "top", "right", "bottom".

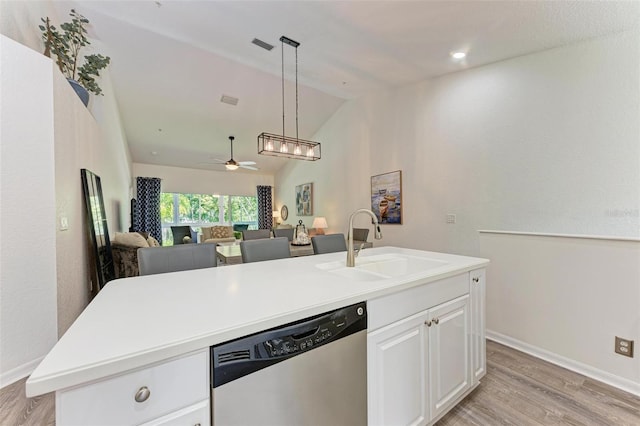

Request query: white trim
[
  {"left": 478, "top": 230, "right": 640, "bottom": 243},
  {"left": 0, "top": 356, "right": 44, "bottom": 389},
  {"left": 486, "top": 330, "right": 640, "bottom": 397}
]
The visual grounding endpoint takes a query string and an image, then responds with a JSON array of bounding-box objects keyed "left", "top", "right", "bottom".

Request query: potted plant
[{"left": 39, "top": 9, "right": 111, "bottom": 106}]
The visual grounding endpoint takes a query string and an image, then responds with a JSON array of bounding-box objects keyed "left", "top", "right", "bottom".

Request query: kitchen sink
[{"left": 316, "top": 253, "right": 448, "bottom": 281}]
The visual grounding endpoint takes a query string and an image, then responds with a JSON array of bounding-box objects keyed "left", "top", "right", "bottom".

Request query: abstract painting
[{"left": 295, "top": 182, "right": 313, "bottom": 216}]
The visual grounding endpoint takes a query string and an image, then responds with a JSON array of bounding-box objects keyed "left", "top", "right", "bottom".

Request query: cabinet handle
[
  {"left": 472, "top": 277, "right": 479, "bottom": 283},
  {"left": 433, "top": 318, "right": 440, "bottom": 325},
  {"left": 424, "top": 320, "right": 432, "bottom": 327},
  {"left": 134, "top": 386, "right": 151, "bottom": 403}
]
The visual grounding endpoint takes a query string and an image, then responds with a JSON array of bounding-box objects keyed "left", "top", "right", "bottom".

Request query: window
[{"left": 160, "top": 192, "right": 258, "bottom": 244}]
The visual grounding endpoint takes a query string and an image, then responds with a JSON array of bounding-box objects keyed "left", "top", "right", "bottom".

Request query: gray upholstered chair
[
  {"left": 170, "top": 226, "right": 197, "bottom": 244},
  {"left": 137, "top": 244, "right": 218, "bottom": 276},
  {"left": 312, "top": 233, "right": 347, "bottom": 254},
  {"left": 241, "top": 229, "right": 271, "bottom": 240},
  {"left": 273, "top": 228, "right": 294, "bottom": 242},
  {"left": 240, "top": 237, "right": 291, "bottom": 263},
  {"left": 352, "top": 228, "right": 369, "bottom": 243}
]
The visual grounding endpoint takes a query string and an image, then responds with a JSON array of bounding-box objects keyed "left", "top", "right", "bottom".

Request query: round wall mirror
[{"left": 281, "top": 205, "right": 289, "bottom": 221}]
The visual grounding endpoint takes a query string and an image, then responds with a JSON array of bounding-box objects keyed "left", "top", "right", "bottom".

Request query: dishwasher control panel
[
  {"left": 262, "top": 316, "right": 344, "bottom": 357},
  {"left": 212, "top": 302, "right": 367, "bottom": 387}
]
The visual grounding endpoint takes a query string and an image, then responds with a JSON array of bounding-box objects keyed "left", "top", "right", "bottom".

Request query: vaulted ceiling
[{"left": 54, "top": 1, "right": 639, "bottom": 174}]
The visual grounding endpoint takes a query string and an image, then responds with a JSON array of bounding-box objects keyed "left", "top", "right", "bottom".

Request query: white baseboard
[
  {"left": 486, "top": 330, "right": 640, "bottom": 397},
  {"left": 0, "top": 357, "right": 43, "bottom": 390}
]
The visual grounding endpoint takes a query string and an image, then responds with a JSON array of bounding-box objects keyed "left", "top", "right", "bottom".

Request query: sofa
[
  {"left": 111, "top": 231, "right": 160, "bottom": 278},
  {"left": 201, "top": 225, "right": 236, "bottom": 244}
]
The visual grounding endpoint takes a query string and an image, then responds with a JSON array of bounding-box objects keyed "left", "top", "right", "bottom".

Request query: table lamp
[{"left": 312, "top": 217, "right": 328, "bottom": 235}]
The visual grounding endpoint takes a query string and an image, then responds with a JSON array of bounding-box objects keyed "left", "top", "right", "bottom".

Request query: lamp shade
[
  {"left": 312, "top": 217, "right": 328, "bottom": 230},
  {"left": 273, "top": 211, "right": 281, "bottom": 219}
]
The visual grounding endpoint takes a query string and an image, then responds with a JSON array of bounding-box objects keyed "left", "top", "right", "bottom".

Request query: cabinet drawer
[
  {"left": 56, "top": 349, "right": 209, "bottom": 426},
  {"left": 140, "top": 399, "right": 209, "bottom": 426},
  {"left": 368, "top": 273, "right": 468, "bottom": 331}
]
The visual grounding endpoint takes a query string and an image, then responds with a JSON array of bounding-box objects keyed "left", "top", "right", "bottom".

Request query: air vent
[
  {"left": 218, "top": 350, "right": 250, "bottom": 363},
  {"left": 252, "top": 38, "right": 274, "bottom": 51},
  {"left": 220, "top": 95, "right": 239, "bottom": 106}
]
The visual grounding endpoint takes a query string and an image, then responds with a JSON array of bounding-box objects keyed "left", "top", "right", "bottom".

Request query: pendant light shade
[{"left": 258, "top": 36, "right": 321, "bottom": 161}]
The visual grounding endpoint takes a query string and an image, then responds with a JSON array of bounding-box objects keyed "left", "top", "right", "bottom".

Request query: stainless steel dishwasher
[{"left": 211, "top": 302, "right": 367, "bottom": 426}]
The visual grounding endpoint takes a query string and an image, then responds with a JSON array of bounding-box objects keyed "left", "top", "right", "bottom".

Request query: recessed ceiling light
[{"left": 451, "top": 51, "right": 466, "bottom": 60}]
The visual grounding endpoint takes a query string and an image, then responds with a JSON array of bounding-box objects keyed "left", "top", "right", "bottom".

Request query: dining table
[{"left": 215, "top": 241, "right": 315, "bottom": 265}]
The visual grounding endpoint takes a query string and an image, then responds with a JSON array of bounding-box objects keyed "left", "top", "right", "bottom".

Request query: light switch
[
  {"left": 60, "top": 216, "right": 69, "bottom": 231},
  {"left": 446, "top": 214, "right": 456, "bottom": 224}
]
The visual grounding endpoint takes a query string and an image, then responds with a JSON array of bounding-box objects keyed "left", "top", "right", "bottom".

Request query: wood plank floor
[
  {"left": 1, "top": 340, "right": 638, "bottom": 425},
  {"left": 437, "top": 340, "right": 640, "bottom": 425},
  {"left": 0, "top": 377, "right": 54, "bottom": 426}
]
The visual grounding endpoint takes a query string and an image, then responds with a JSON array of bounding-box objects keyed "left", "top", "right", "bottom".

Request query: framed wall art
[
  {"left": 295, "top": 182, "right": 313, "bottom": 216},
  {"left": 371, "top": 170, "right": 402, "bottom": 224}
]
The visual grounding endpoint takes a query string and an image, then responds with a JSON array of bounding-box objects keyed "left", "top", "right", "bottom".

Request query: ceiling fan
[{"left": 201, "top": 136, "right": 258, "bottom": 171}]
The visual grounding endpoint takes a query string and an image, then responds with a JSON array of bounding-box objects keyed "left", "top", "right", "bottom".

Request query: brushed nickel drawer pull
[
  {"left": 134, "top": 386, "right": 151, "bottom": 403},
  {"left": 472, "top": 277, "right": 480, "bottom": 283},
  {"left": 433, "top": 318, "right": 440, "bottom": 325},
  {"left": 424, "top": 320, "right": 432, "bottom": 327}
]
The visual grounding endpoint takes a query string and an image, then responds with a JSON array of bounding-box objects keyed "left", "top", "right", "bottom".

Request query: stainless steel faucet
[{"left": 347, "top": 208, "right": 382, "bottom": 267}]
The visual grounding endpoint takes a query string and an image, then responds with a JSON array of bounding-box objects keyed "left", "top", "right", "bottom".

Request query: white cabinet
[
  {"left": 56, "top": 349, "right": 209, "bottom": 426},
  {"left": 470, "top": 269, "right": 486, "bottom": 382},
  {"left": 367, "top": 270, "right": 484, "bottom": 426},
  {"left": 368, "top": 312, "right": 429, "bottom": 426},
  {"left": 427, "top": 295, "right": 470, "bottom": 420}
]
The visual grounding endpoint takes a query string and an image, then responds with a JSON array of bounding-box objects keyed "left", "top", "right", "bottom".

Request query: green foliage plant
[{"left": 39, "top": 9, "right": 111, "bottom": 96}]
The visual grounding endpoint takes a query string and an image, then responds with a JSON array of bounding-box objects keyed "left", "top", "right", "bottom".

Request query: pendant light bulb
[{"left": 294, "top": 143, "right": 302, "bottom": 156}]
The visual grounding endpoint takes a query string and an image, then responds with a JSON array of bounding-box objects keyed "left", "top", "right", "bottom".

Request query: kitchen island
[{"left": 27, "top": 246, "right": 488, "bottom": 425}]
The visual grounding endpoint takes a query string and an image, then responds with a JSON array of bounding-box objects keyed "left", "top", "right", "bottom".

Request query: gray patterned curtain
[
  {"left": 257, "top": 185, "right": 273, "bottom": 229},
  {"left": 134, "top": 177, "right": 162, "bottom": 244}
]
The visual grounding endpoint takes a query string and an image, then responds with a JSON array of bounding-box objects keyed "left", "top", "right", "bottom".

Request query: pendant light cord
[
  {"left": 281, "top": 38, "right": 285, "bottom": 140},
  {"left": 295, "top": 45, "right": 299, "bottom": 141}
]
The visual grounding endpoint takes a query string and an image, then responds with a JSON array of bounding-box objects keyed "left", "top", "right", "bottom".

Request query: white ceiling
[{"left": 56, "top": 0, "right": 639, "bottom": 174}]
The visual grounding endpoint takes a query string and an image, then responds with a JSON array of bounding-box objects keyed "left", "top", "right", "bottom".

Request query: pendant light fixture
[{"left": 258, "top": 36, "right": 321, "bottom": 161}]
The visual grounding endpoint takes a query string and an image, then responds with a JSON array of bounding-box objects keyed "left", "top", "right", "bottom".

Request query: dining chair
[
  {"left": 138, "top": 244, "right": 217, "bottom": 276},
  {"left": 311, "top": 233, "right": 348, "bottom": 254},
  {"left": 240, "top": 237, "right": 291, "bottom": 263},
  {"left": 273, "top": 228, "right": 294, "bottom": 242},
  {"left": 241, "top": 229, "right": 271, "bottom": 240},
  {"left": 352, "top": 228, "right": 370, "bottom": 243},
  {"left": 170, "top": 225, "right": 197, "bottom": 244}
]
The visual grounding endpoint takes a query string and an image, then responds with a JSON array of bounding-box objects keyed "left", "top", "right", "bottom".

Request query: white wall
[
  {"left": 53, "top": 66, "right": 132, "bottom": 338},
  {"left": 0, "top": 35, "right": 58, "bottom": 388},
  {"left": 275, "top": 30, "right": 640, "bottom": 389},
  {"left": 133, "top": 163, "right": 274, "bottom": 198},
  {"left": 480, "top": 232, "right": 640, "bottom": 395},
  {"left": 276, "top": 30, "right": 640, "bottom": 251},
  {"left": 1, "top": 0, "right": 133, "bottom": 385}
]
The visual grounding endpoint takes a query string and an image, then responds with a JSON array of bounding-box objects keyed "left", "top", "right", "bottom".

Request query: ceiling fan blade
[
  {"left": 238, "top": 161, "right": 256, "bottom": 166},
  {"left": 240, "top": 165, "right": 259, "bottom": 171}
]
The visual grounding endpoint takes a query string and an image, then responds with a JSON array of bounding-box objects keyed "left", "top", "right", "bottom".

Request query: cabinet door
[
  {"left": 368, "top": 312, "right": 429, "bottom": 426},
  {"left": 427, "top": 295, "right": 471, "bottom": 420},
  {"left": 470, "top": 269, "right": 486, "bottom": 382}
]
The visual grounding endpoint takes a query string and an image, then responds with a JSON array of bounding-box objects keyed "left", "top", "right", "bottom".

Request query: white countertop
[{"left": 26, "top": 247, "right": 488, "bottom": 396}]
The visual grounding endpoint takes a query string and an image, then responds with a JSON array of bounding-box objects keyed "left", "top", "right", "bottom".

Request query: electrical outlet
[
  {"left": 615, "top": 336, "right": 634, "bottom": 357},
  {"left": 60, "top": 216, "right": 69, "bottom": 231},
  {"left": 446, "top": 214, "right": 456, "bottom": 224}
]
